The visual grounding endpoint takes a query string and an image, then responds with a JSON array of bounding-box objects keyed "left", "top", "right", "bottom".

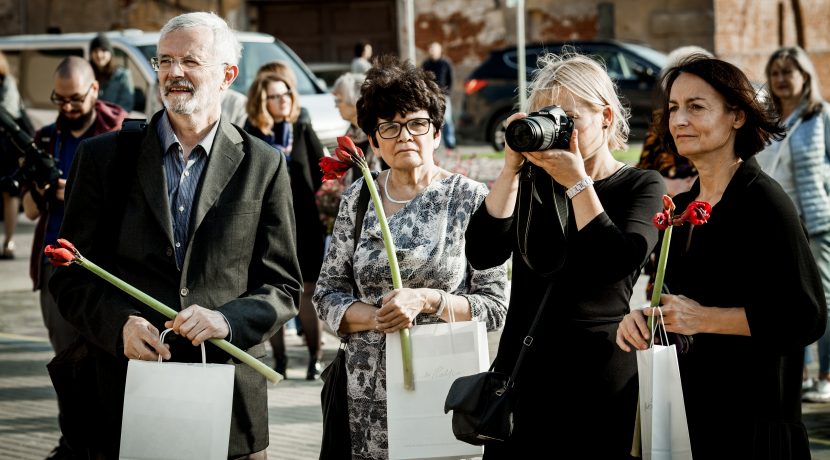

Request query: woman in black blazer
[{"left": 245, "top": 62, "right": 326, "bottom": 380}]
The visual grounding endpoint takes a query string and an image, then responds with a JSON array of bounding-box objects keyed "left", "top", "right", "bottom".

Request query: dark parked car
[{"left": 457, "top": 40, "right": 667, "bottom": 150}]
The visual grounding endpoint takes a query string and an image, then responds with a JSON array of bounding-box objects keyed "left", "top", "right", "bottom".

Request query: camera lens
[{"left": 505, "top": 116, "right": 557, "bottom": 152}]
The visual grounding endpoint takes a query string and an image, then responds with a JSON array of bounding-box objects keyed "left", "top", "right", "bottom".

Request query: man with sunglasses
[
  {"left": 20, "top": 55, "right": 126, "bottom": 460},
  {"left": 49, "top": 12, "right": 301, "bottom": 460}
]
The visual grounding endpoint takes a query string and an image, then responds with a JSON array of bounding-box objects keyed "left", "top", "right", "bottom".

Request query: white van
[{"left": 0, "top": 30, "right": 347, "bottom": 147}]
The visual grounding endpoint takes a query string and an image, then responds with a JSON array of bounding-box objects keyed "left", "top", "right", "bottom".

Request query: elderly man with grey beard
[{"left": 49, "top": 12, "right": 301, "bottom": 459}]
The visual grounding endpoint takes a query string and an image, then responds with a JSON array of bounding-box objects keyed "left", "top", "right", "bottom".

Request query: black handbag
[
  {"left": 318, "top": 173, "right": 378, "bottom": 459},
  {"left": 319, "top": 342, "right": 350, "bottom": 459},
  {"left": 444, "top": 282, "right": 555, "bottom": 445}
]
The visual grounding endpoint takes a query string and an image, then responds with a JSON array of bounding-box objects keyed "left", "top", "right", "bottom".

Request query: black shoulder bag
[
  {"left": 443, "top": 282, "right": 554, "bottom": 445},
  {"left": 319, "top": 172, "right": 377, "bottom": 459},
  {"left": 46, "top": 119, "right": 147, "bottom": 455},
  {"left": 444, "top": 163, "right": 568, "bottom": 445}
]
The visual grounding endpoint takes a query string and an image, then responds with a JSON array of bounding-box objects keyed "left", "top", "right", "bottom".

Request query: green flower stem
[
  {"left": 358, "top": 163, "right": 414, "bottom": 391},
  {"left": 647, "top": 225, "right": 673, "bottom": 345},
  {"left": 632, "top": 224, "right": 674, "bottom": 455},
  {"left": 75, "top": 255, "right": 282, "bottom": 384}
]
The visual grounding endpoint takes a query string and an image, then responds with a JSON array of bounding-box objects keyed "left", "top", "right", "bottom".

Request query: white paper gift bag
[
  {"left": 636, "top": 310, "right": 693, "bottom": 460},
  {"left": 386, "top": 321, "right": 489, "bottom": 460},
  {"left": 119, "top": 329, "right": 235, "bottom": 460}
]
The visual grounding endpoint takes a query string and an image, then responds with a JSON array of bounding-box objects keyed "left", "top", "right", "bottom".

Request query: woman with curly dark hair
[{"left": 313, "top": 55, "right": 508, "bottom": 459}]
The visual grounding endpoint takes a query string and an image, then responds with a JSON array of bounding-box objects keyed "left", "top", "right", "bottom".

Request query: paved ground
[{"left": 1, "top": 143, "right": 829, "bottom": 459}]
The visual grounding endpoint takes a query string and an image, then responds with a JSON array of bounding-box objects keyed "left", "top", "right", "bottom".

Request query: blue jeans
[
  {"left": 809, "top": 232, "right": 830, "bottom": 374},
  {"left": 442, "top": 95, "right": 456, "bottom": 149}
]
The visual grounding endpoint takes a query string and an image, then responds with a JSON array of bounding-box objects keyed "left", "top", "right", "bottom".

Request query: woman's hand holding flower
[
  {"left": 375, "top": 288, "right": 431, "bottom": 333},
  {"left": 644, "top": 294, "right": 707, "bottom": 336}
]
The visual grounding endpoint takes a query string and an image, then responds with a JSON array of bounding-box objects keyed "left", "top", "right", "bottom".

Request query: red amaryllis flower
[
  {"left": 56, "top": 238, "right": 77, "bottom": 254},
  {"left": 651, "top": 195, "right": 712, "bottom": 229},
  {"left": 320, "top": 156, "right": 352, "bottom": 181},
  {"left": 321, "top": 136, "right": 369, "bottom": 182},
  {"left": 333, "top": 135, "right": 365, "bottom": 164},
  {"left": 653, "top": 210, "right": 671, "bottom": 231},
  {"left": 681, "top": 201, "right": 712, "bottom": 225},
  {"left": 44, "top": 245, "right": 75, "bottom": 267}
]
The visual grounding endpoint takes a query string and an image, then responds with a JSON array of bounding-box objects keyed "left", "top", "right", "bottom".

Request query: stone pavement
[{"left": 1, "top": 143, "right": 829, "bottom": 459}]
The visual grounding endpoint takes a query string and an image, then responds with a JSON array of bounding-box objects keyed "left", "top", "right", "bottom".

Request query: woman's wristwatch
[
  {"left": 434, "top": 290, "right": 447, "bottom": 317},
  {"left": 566, "top": 177, "right": 594, "bottom": 199}
]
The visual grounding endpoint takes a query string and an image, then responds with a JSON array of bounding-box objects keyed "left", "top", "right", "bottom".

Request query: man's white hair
[{"left": 160, "top": 12, "right": 242, "bottom": 66}]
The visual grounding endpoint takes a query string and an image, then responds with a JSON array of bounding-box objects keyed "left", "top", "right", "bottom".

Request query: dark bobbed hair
[
  {"left": 356, "top": 54, "right": 445, "bottom": 147},
  {"left": 765, "top": 46, "right": 825, "bottom": 121},
  {"left": 656, "top": 55, "right": 784, "bottom": 160}
]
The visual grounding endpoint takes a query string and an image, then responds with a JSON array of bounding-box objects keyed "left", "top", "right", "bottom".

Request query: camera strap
[{"left": 516, "top": 163, "right": 568, "bottom": 277}]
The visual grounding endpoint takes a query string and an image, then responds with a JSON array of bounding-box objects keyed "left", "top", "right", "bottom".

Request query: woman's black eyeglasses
[{"left": 376, "top": 118, "right": 432, "bottom": 139}]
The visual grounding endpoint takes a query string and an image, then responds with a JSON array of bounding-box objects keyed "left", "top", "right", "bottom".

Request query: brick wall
[{"left": 715, "top": 0, "right": 830, "bottom": 98}]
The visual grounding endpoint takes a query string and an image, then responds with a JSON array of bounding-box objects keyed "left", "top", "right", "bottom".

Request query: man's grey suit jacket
[{"left": 50, "top": 111, "right": 302, "bottom": 457}]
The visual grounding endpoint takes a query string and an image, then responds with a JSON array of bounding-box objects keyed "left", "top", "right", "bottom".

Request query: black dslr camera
[
  {"left": 504, "top": 105, "right": 574, "bottom": 152},
  {"left": 0, "top": 106, "right": 61, "bottom": 195}
]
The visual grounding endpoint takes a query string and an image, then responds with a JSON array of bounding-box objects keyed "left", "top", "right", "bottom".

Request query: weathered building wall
[
  {"left": 3, "top": 0, "right": 826, "bottom": 104},
  {"left": 614, "top": 0, "right": 715, "bottom": 53},
  {"left": 715, "top": 0, "right": 830, "bottom": 97},
  {"left": 0, "top": 0, "right": 246, "bottom": 35},
  {"left": 409, "top": 0, "right": 604, "bottom": 111}
]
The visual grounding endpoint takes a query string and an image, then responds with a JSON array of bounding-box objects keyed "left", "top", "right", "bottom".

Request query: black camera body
[
  {"left": 0, "top": 106, "right": 61, "bottom": 195},
  {"left": 504, "top": 105, "right": 574, "bottom": 152}
]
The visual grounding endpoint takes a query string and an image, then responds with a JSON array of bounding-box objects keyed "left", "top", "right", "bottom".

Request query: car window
[
  {"left": 112, "top": 48, "right": 150, "bottom": 112},
  {"left": 19, "top": 48, "right": 84, "bottom": 109},
  {"left": 138, "top": 42, "right": 318, "bottom": 97}
]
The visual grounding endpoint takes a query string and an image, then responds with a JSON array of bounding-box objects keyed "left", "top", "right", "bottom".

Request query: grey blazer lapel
[
  {"left": 136, "top": 123, "right": 174, "bottom": 245},
  {"left": 190, "top": 119, "right": 244, "bottom": 235}
]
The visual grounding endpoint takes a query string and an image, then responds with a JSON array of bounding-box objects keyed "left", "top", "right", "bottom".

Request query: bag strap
[
  {"left": 112, "top": 119, "right": 146, "bottom": 221},
  {"left": 516, "top": 164, "right": 568, "bottom": 277},
  {"left": 347, "top": 171, "right": 380, "bottom": 337},
  {"left": 353, "top": 171, "right": 379, "bottom": 252},
  {"left": 504, "top": 282, "right": 555, "bottom": 387}
]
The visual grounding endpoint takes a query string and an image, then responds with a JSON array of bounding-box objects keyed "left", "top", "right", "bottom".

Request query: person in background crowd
[
  {"left": 617, "top": 55, "right": 826, "bottom": 458},
  {"left": 636, "top": 45, "right": 712, "bottom": 298},
  {"left": 332, "top": 71, "right": 386, "bottom": 174},
  {"left": 465, "top": 53, "right": 664, "bottom": 459},
  {"left": 756, "top": 46, "right": 830, "bottom": 402},
  {"left": 21, "top": 56, "right": 126, "bottom": 460},
  {"left": 351, "top": 41, "right": 372, "bottom": 74},
  {"left": 244, "top": 61, "right": 327, "bottom": 380},
  {"left": 421, "top": 42, "right": 456, "bottom": 154},
  {"left": 88, "top": 33, "right": 134, "bottom": 112},
  {"left": 313, "top": 55, "right": 508, "bottom": 459},
  {"left": 50, "top": 13, "right": 301, "bottom": 458},
  {"left": 0, "top": 50, "right": 27, "bottom": 260},
  {"left": 221, "top": 88, "right": 249, "bottom": 127}
]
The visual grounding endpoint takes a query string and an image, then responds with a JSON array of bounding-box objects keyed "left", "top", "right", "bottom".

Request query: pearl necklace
[{"left": 383, "top": 173, "right": 412, "bottom": 204}]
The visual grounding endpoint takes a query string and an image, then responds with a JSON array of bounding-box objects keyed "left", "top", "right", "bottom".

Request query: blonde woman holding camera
[{"left": 465, "top": 53, "right": 664, "bottom": 459}]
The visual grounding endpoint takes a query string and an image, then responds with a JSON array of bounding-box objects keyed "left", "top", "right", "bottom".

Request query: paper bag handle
[
  {"left": 158, "top": 328, "right": 207, "bottom": 366},
  {"left": 649, "top": 307, "right": 670, "bottom": 348}
]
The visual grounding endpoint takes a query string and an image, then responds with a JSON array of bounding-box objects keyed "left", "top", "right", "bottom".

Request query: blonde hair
[{"left": 526, "top": 53, "right": 629, "bottom": 151}]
